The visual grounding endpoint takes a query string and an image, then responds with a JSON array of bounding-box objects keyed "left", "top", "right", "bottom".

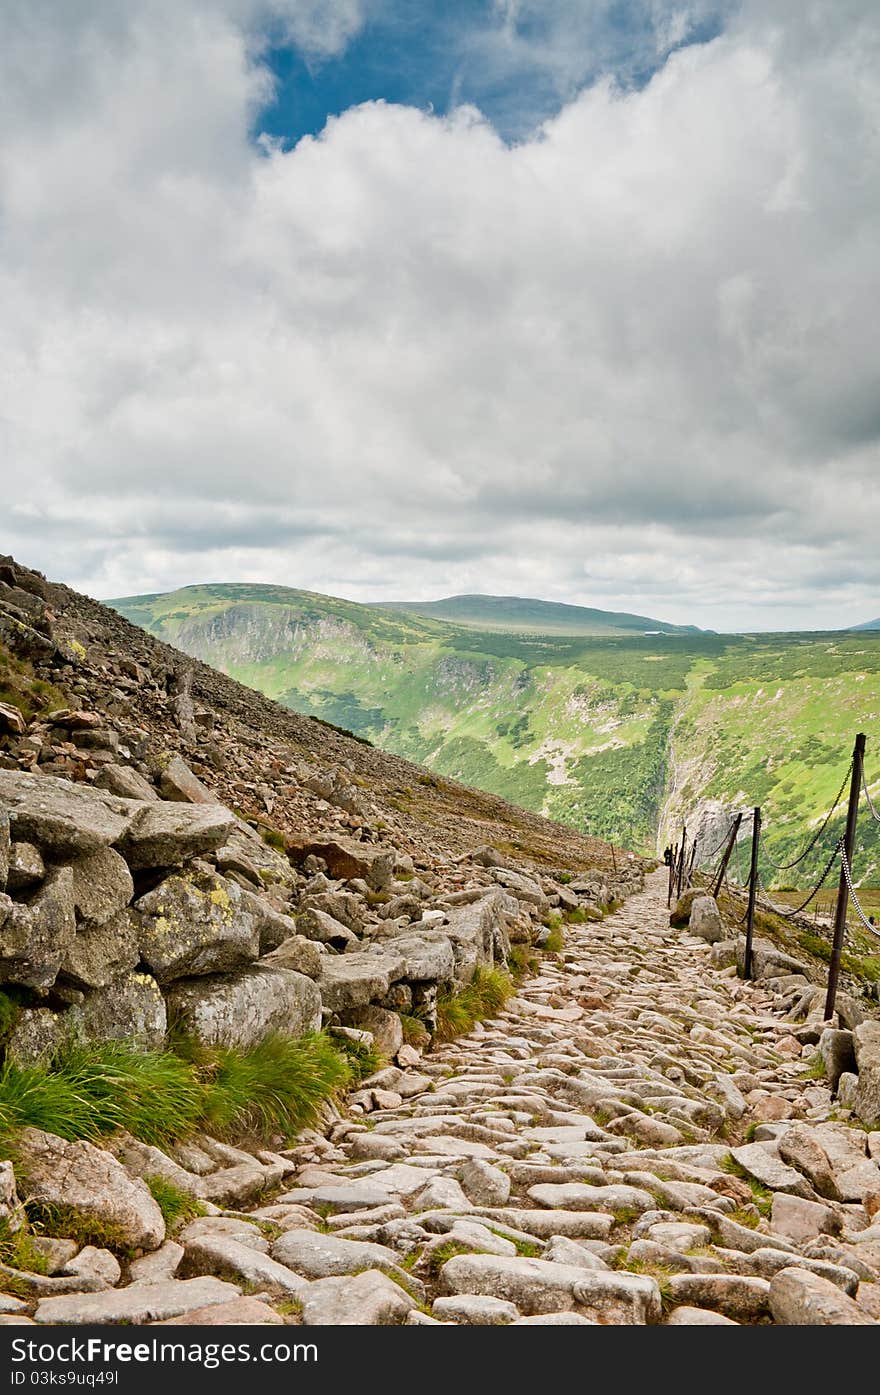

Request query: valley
[{"left": 112, "top": 586, "right": 880, "bottom": 884}]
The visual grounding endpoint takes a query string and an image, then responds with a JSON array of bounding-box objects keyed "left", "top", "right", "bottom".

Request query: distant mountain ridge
[
  {"left": 110, "top": 582, "right": 880, "bottom": 868},
  {"left": 373, "top": 593, "right": 703, "bottom": 636},
  {"left": 853, "top": 618, "right": 880, "bottom": 631}
]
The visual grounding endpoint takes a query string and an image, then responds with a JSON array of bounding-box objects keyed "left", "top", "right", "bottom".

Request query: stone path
[{"left": 12, "top": 871, "right": 880, "bottom": 1326}]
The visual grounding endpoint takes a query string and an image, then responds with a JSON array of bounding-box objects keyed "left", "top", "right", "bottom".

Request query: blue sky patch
[{"left": 255, "top": 1, "right": 732, "bottom": 148}]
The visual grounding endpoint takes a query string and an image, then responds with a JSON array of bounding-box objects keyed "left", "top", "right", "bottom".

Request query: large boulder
[
  {"left": 69, "top": 848, "right": 133, "bottom": 926},
  {"left": 670, "top": 888, "right": 701, "bottom": 928},
  {"left": 118, "top": 801, "right": 234, "bottom": 869},
  {"left": 442, "top": 891, "right": 511, "bottom": 986},
  {"left": 164, "top": 965, "right": 321, "bottom": 1048},
  {"left": 688, "top": 895, "right": 724, "bottom": 943},
  {"left": 0, "top": 771, "right": 135, "bottom": 858},
  {"left": 0, "top": 866, "right": 75, "bottom": 988},
  {"left": 134, "top": 869, "right": 260, "bottom": 982},
  {"left": 6, "top": 841, "right": 44, "bottom": 893},
  {"left": 157, "top": 755, "right": 218, "bottom": 805},
  {"left": 491, "top": 868, "right": 548, "bottom": 910},
  {"left": 14, "top": 1128, "right": 165, "bottom": 1252},
  {"left": 301, "top": 837, "right": 395, "bottom": 891},
  {"left": 60, "top": 909, "right": 140, "bottom": 990},
  {"left": 6, "top": 972, "right": 167, "bottom": 1064},
  {"left": 317, "top": 951, "right": 405, "bottom": 1013},
  {"left": 853, "top": 1021, "right": 880, "bottom": 1128},
  {"left": 392, "top": 932, "right": 456, "bottom": 983}
]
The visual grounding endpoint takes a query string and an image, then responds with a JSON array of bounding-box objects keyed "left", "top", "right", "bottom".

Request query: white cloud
[{"left": 0, "top": 0, "right": 879, "bottom": 630}]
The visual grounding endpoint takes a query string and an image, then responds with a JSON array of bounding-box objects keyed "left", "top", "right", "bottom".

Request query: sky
[{"left": 1, "top": 1, "right": 879, "bottom": 633}]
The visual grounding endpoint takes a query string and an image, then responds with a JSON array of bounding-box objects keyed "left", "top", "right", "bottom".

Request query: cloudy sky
[{"left": 1, "top": 1, "right": 879, "bottom": 632}]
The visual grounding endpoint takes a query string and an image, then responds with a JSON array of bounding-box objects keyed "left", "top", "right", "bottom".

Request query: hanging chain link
[{"left": 839, "top": 840, "right": 880, "bottom": 940}]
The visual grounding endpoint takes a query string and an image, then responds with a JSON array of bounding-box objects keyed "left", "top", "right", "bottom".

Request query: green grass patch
[
  {"left": 399, "top": 1014, "right": 431, "bottom": 1049},
  {"left": 508, "top": 944, "right": 539, "bottom": 980},
  {"left": 0, "top": 1218, "right": 51, "bottom": 1276},
  {"left": 434, "top": 966, "right": 516, "bottom": 1042},
  {"left": 543, "top": 927, "right": 564, "bottom": 954},
  {"left": 145, "top": 1176, "right": 207, "bottom": 1230},
  {"left": 1, "top": 1032, "right": 355, "bottom": 1152},
  {"left": 330, "top": 1034, "right": 386, "bottom": 1082}
]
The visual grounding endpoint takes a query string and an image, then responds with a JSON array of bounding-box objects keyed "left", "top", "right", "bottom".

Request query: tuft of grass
[
  {"left": 802, "top": 1055, "right": 827, "bottom": 1080},
  {"left": 192, "top": 1032, "right": 353, "bottom": 1141},
  {"left": 58, "top": 1041, "right": 205, "bottom": 1145},
  {"left": 562, "top": 908, "right": 588, "bottom": 925},
  {"left": 0, "top": 1218, "right": 51, "bottom": 1276},
  {"left": 434, "top": 966, "right": 516, "bottom": 1042},
  {"left": 259, "top": 826, "right": 287, "bottom": 852},
  {"left": 543, "top": 927, "right": 564, "bottom": 954},
  {"left": 612, "top": 1206, "right": 640, "bottom": 1226},
  {"left": 1, "top": 1032, "right": 355, "bottom": 1152},
  {"left": 399, "top": 1014, "right": 430, "bottom": 1049},
  {"left": 145, "top": 1176, "right": 207, "bottom": 1230},
  {"left": 511, "top": 1237, "right": 542, "bottom": 1258},
  {"left": 331, "top": 1034, "right": 386, "bottom": 1082},
  {"left": 425, "top": 1240, "right": 473, "bottom": 1273},
  {"left": 24, "top": 1205, "right": 136, "bottom": 1257},
  {"left": 508, "top": 944, "right": 539, "bottom": 980}
]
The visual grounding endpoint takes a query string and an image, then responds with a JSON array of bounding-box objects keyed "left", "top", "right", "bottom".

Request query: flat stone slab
[
  {"left": 730, "top": 1144, "right": 813, "bottom": 1197},
  {"left": 35, "top": 1278, "right": 241, "bottom": 1325}
]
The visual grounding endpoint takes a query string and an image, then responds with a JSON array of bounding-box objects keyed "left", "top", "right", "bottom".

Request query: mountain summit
[{"left": 374, "top": 593, "right": 703, "bottom": 636}]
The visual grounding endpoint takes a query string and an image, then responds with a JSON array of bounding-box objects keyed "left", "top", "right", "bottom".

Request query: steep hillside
[
  {"left": 112, "top": 586, "right": 880, "bottom": 881},
  {"left": 373, "top": 593, "right": 703, "bottom": 635}
]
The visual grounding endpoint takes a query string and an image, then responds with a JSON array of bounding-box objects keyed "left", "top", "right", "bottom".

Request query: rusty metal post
[{"left": 712, "top": 812, "right": 743, "bottom": 899}]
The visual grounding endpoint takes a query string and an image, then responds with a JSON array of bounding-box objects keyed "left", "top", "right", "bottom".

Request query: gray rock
[
  {"left": 457, "top": 1158, "right": 511, "bottom": 1207},
  {"left": 343, "top": 1005, "right": 403, "bottom": 1057},
  {"left": 182, "top": 1235, "right": 307, "bottom": 1296},
  {"left": 119, "top": 801, "right": 235, "bottom": 869},
  {"left": 69, "top": 847, "right": 133, "bottom": 926},
  {"left": 261, "top": 934, "right": 325, "bottom": 979},
  {"left": 778, "top": 1124, "right": 843, "bottom": 1201},
  {"left": 443, "top": 892, "right": 511, "bottom": 985},
  {"left": 158, "top": 755, "right": 218, "bottom": 805},
  {"left": 0, "top": 1160, "right": 26, "bottom": 1234},
  {"left": 736, "top": 935, "right": 808, "bottom": 981},
  {"left": 6, "top": 841, "right": 44, "bottom": 893},
  {"left": 0, "top": 771, "right": 135, "bottom": 858},
  {"left": 128, "top": 1242, "right": 184, "bottom": 1283},
  {"left": 769, "top": 1266, "right": 878, "bottom": 1325},
  {"left": 299, "top": 1269, "right": 416, "bottom": 1324},
  {"left": 664, "top": 1306, "right": 739, "bottom": 1325},
  {"left": 0, "top": 808, "right": 9, "bottom": 891},
  {"left": 59, "top": 1247, "right": 121, "bottom": 1289},
  {"left": 34, "top": 1277, "right": 240, "bottom": 1325},
  {"left": 155, "top": 1297, "right": 284, "bottom": 1325},
  {"left": 60, "top": 909, "right": 140, "bottom": 990},
  {"left": 819, "top": 1028, "right": 857, "bottom": 1093},
  {"left": 14, "top": 1128, "right": 165, "bottom": 1252},
  {"left": 165, "top": 964, "right": 321, "bottom": 1048},
  {"left": 93, "top": 764, "right": 158, "bottom": 801},
  {"left": 135, "top": 868, "right": 261, "bottom": 982},
  {"left": 853, "top": 1020, "right": 880, "bottom": 1128},
  {"left": 432, "top": 1294, "right": 518, "bottom": 1324},
  {"left": 665, "top": 1274, "right": 771, "bottom": 1321},
  {"left": 391, "top": 933, "right": 456, "bottom": 982},
  {"left": 770, "top": 1193, "right": 840, "bottom": 1245},
  {"left": 271, "top": 1230, "right": 414, "bottom": 1289},
  {"left": 527, "top": 1183, "right": 655, "bottom": 1213},
  {"left": 296, "top": 907, "right": 357, "bottom": 951},
  {"left": 318, "top": 952, "right": 405, "bottom": 1012},
  {"left": 712, "top": 1073, "right": 747, "bottom": 1120},
  {"left": 0, "top": 866, "right": 75, "bottom": 988},
  {"left": 688, "top": 896, "right": 724, "bottom": 942},
  {"left": 730, "top": 1143, "right": 813, "bottom": 1198}
]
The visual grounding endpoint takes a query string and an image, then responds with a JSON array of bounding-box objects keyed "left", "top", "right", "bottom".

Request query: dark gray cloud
[{"left": 1, "top": 0, "right": 879, "bottom": 632}]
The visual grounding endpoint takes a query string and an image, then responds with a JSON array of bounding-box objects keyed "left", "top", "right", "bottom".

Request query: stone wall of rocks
[{"left": 0, "top": 762, "right": 638, "bottom": 1064}]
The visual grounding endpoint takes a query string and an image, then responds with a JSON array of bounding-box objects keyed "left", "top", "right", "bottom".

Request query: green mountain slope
[
  {"left": 374, "top": 593, "right": 703, "bottom": 636},
  {"left": 110, "top": 585, "right": 880, "bottom": 882}
]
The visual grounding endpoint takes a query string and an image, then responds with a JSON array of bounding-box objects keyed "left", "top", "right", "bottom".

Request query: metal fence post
[
  {"left": 712, "top": 811, "right": 743, "bottom": 899},
  {"left": 824, "top": 732, "right": 866, "bottom": 1021},
  {"left": 743, "top": 807, "right": 761, "bottom": 979}
]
